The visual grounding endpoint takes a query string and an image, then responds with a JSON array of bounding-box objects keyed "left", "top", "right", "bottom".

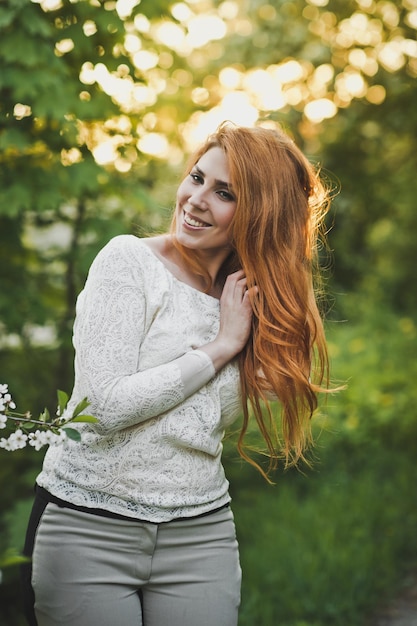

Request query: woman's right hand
[{"left": 199, "top": 270, "right": 257, "bottom": 372}]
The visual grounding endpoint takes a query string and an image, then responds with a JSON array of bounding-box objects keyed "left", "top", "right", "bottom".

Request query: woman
[{"left": 22, "top": 123, "right": 331, "bottom": 626}]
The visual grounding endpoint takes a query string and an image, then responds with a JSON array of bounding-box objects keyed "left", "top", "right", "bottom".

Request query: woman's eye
[
  {"left": 190, "top": 173, "right": 203, "bottom": 183},
  {"left": 218, "top": 190, "right": 235, "bottom": 201}
]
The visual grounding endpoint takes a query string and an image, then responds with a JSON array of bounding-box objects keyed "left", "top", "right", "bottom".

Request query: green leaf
[
  {"left": 62, "top": 427, "right": 81, "bottom": 442},
  {"left": 70, "top": 415, "right": 98, "bottom": 423},
  {"left": 71, "top": 397, "right": 91, "bottom": 418},
  {"left": 57, "top": 389, "right": 69, "bottom": 415},
  {"left": 39, "top": 408, "right": 50, "bottom": 423}
]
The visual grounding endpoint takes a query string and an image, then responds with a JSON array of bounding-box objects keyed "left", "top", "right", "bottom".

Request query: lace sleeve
[{"left": 71, "top": 237, "right": 215, "bottom": 434}]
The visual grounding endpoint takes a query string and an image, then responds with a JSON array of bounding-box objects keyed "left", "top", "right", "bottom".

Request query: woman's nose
[{"left": 188, "top": 188, "right": 209, "bottom": 210}]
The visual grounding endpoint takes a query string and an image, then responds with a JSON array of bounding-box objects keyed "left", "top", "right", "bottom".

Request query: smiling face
[{"left": 175, "top": 146, "right": 237, "bottom": 261}]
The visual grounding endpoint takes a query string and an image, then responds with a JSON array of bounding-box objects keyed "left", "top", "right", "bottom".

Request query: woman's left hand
[{"left": 198, "top": 270, "right": 257, "bottom": 371}]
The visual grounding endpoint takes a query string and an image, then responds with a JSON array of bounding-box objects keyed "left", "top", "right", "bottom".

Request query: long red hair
[{"left": 171, "top": 123, "right": 331, "bottom": 477}]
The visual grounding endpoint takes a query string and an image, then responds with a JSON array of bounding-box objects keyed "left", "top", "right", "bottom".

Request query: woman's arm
[{"left": 72, "top": 237, "right": 216, "bottom": 434}]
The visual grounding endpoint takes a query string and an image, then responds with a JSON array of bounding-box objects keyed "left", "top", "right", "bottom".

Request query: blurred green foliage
[
  {"left": 225, "top": 308, "right": 417, "bottom": 625},
  {"left": 1, "top": 0, "right": 416, "bottom": 624}
]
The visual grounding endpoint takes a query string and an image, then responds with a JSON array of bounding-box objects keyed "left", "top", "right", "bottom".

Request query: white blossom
[
  {"left": 0, "top": 388, "right": 16, "bottom": 411},
  {"left": 0, "top": 383, "right": 92, "bottom": 454},
  {"left": 7, "top": 429, "right": 28, "bottom": 450},
  {"left": 43, "top": 430, "right": 58, "bottom": 445},
  {"left": 28, "top": 430, "right": 47, "bottom": 451},
  {"left": 0, "top": 437, "right": 13, "bottom": 451},
  {"left": 53, "top": 429, "right": 67, "bottom": 444},
  {"left": 27, "top": 428, "right": 66, "bottom": 449}
]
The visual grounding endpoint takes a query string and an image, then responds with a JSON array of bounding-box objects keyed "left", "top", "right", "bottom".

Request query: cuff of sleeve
[
  {"left": 191, "top": 349, "right": 216, "bottom": 376},
  {"left": 178, "top": 349, "right": 216, "bottom": 397}
]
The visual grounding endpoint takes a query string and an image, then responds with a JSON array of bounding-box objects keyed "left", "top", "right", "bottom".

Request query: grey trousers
[{"left": 30, "top": 502, "right": 241, "bottom": 626}]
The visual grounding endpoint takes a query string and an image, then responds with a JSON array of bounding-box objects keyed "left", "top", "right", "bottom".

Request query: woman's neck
[{"left": 145, "top": 235, "right": 228, "bottom": 298}]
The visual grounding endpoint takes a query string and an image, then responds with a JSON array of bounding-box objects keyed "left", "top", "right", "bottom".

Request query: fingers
[
  {"left": 223, "top": 271, "right": 258, "bottom": 303},
  {"left": 224, "top": 270, "right": 248, "bottom": 293},
  {"left": 216, "top": 272, "right": 257, "bottom": 355},
  {"left": 245, "top": 285, "right": 259, "bottom": 300}
]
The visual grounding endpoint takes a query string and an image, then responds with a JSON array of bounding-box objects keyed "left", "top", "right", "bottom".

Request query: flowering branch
[{"left": 0, "top": 384, "right": 98, "bottom": 451}]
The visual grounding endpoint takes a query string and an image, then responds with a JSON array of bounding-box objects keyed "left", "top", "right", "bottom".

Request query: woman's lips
[{"left": 183, "top": 211, "right": 211, "bottom": 228}]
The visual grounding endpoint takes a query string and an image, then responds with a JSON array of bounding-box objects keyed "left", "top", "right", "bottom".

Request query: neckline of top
[{"left": 136, "top": 237, "right": 221, "bottom": 303}]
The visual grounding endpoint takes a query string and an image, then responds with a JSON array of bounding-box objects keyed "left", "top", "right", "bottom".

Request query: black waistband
[{"left": 35, "top": 485, "right": 229, "bottom": 524}]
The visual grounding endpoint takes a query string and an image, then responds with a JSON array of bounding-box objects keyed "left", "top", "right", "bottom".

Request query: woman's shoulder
[
  {"left": 139, "top": 234, "right": 171, "bottom": 257},
  {"left": 96, "top": 234, "right": 166, "bottom": 265},
  {"left": 102, "top": 233, "right": 147, "bottom": 253},
  {"left": 104, "top": 233, "right": 168, "bottom": 253},
  {"left": 85, "top": 235, "right": 169, "bottom": 287}
]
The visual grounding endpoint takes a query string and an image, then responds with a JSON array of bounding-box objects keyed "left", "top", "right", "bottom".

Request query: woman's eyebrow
[{"left": 194, "top": 165, "right": 234, "bottom": 190}]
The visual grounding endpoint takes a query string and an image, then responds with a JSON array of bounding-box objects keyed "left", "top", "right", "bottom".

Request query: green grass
[{"left": 225, "top": 435, "right": 417, "bottom": 626}]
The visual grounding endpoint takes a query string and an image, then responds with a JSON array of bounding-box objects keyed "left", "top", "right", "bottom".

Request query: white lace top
[{"left": 37, "top": 235, "right": 242, "bottom": 522}]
